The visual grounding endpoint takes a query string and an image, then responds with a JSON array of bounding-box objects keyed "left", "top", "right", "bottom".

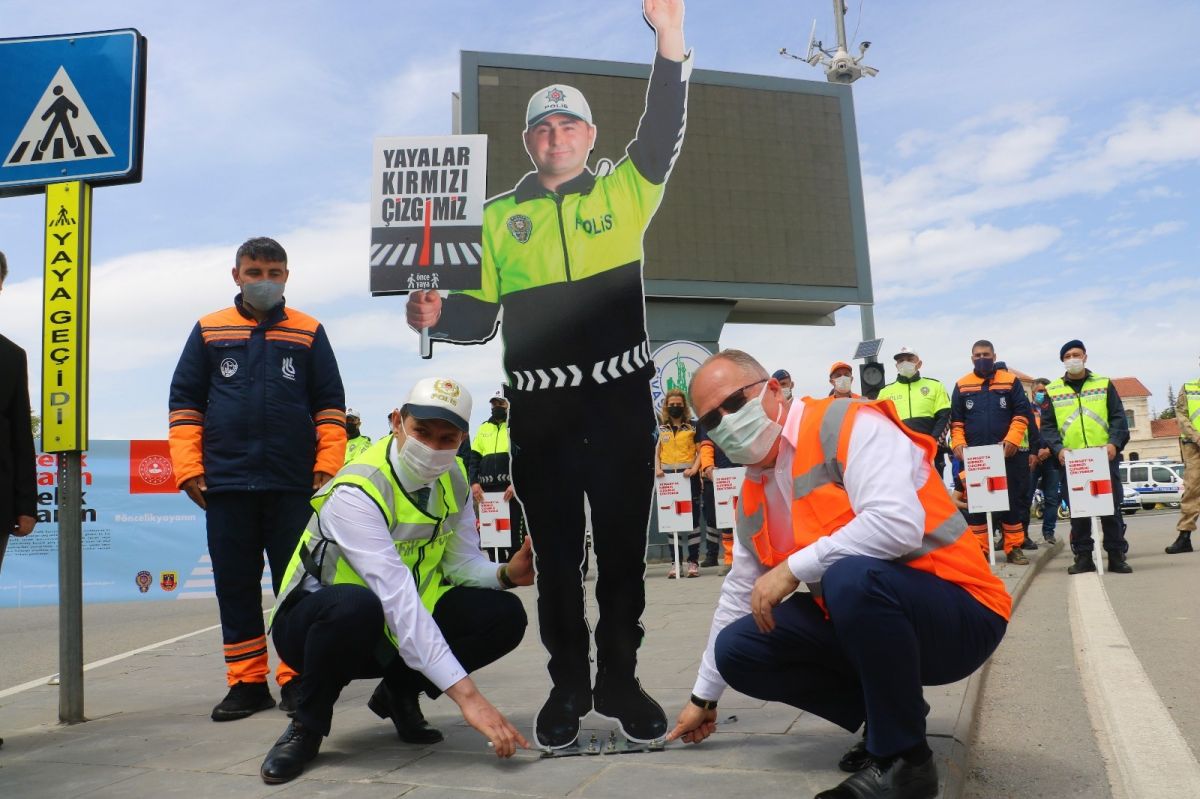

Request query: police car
[{"left": 1118, "top": 460, "right": 1185, "bottom": 510}]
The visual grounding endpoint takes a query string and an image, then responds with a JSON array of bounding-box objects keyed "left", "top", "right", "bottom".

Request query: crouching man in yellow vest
[
  {"left": 667, "top": 351, "right": 1010, "bottom": 799},
  {"left": 259, "top": 378, "right": 534, "bottom": 784}
]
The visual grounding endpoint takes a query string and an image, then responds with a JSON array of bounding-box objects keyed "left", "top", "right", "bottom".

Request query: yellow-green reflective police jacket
[
  {"left": 876, "top": 377, "right": 951, "bottom": 433},
  {"left": 1046, "top": 374, "right": 1111, "bottom": 450},
  {"left": 344, "top": 435, "right": 373, "bottom": 463},
  {"left": 270, "top": 435, "right": 470, "bottom": 646},
  {"left": 1182, "top": 380, "right": 1200, "bottom": 441}
]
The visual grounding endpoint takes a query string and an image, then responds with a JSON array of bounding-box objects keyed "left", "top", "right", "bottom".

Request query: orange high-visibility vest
[{"left": 736, "top": 396, "right": 1011, "bottom": 621}]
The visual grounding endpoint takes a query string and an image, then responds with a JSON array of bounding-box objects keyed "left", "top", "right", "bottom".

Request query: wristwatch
[{"left": 689, "top": 694, "right": 718, "bottom": 711}]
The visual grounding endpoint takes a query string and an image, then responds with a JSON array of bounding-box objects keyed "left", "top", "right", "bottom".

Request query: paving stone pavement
[{"left": 0, "top": 552, "right": 1047, "bottom": 798}]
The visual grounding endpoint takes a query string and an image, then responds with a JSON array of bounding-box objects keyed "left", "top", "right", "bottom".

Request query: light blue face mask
[
  {"left": 708, "top": 384, "right": 785, "bottom": 465},
  {"left": 241, "top": 279, "right": 285, "bottom": 312}
]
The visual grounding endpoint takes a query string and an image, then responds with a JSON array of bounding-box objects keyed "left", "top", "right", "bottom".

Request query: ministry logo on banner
[{"left": 650, "top": 340, "right": 712, "bottom": 411}]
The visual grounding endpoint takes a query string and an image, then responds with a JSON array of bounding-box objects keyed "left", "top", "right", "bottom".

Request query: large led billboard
[{"left": 459, "top": 52, "right": 873, "bottom": 324}]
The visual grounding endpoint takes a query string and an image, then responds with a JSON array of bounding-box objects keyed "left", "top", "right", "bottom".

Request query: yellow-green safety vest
[
  {"left": 471, "top": 422, "right": 509, "bottom": 458},
  {"left": 1046, "top": 374, "right": 1111, "bottom": 449},
  {"left": 1181, "top": 381, "right": 1200, "bottom": 442},
  {"left": 344, "top": 435, "right": 373, "bottom": 463},
  {"left": 270, "top": 435, "right": 469, "bottom": 645},
  {"left": 876, "top": 377, "right": 951, "bottom": 422}
]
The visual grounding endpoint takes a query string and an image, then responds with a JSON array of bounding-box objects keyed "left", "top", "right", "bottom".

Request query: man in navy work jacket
[{"left": 169, "top": 236, "right": 347, "bottom": 721}]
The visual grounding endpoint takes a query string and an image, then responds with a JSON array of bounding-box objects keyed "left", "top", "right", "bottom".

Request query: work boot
[
  {"left": 593, "top": 672, "right": 668, "bottom": 743},
  {"left": 699, "top": 555, "right": 719, "bottom": 568},
  {"left": 260, "top": 719, "right": 322, "bottom": 784},
  {"left": 1043, "top": 534, "right": 1058, "bottom": 546},
  {"left": 1068, "top": 551, "right": 1096, "bottom": 575},
  {"left": 367, "top": 681, "right": 443, "bottom": 744},
  {"left": 1107, "top": 552, "right": 1133, "bottom": 574},
  {"left": 1020, "top": 537, "right": 1039, "bottom": 551},
  {"left": 1006, "top": 548, "right": 1029, "bottom": 565},
  {"left": 212, "top": 681, "right": 275, "bottom": 722},
  {"left": 278, "top": 680, "right": 298, "bottom": 716},
  {"left": 1166, "top": 531, "right": 1193, "bottom": 554},
  {"left": 534, "top": 686, "right": 592, "bottom": 749},
  {"left": 815, "top": 754, "right": 939, "bottom": 799}
]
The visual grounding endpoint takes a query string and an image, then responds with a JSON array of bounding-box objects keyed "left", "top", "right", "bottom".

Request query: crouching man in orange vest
[{"left": 667, "top": 350, "right": 1011, "bottom": 799}]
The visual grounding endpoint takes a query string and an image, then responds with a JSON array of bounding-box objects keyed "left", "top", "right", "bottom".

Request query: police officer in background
[
  {"left": 469, "top": 390, "right": 525, "bottom": 562},
  {"left": 1168, "top": 372, "right": 1200, "bottom": 554},
  {"left": 876, "top": 346, "right": 951, "bottom": 478},
  {"left": 1040, "top": 340, "right": 1132, "bottom": 574},
  {"left": 405, "top": 0, "right": 689, "bottom": 749},
  {"left": 344, "top": 408, "right": 372, "bottom": 463}
]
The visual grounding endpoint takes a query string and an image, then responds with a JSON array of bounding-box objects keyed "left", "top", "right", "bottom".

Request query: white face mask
[
  {"left": 398, "top": 434, "right": 459, "bottom": 485},
  {"left": 832, "top": 376, "right": 852, "bottom": 393},
  {"left": 708, "top": 384, "right": 785, "bottom": 465},
  {"left": 1064, "top": 357, "right": 1086, "bottom": 376},
  {"left": 781, "top": 387, "right": 793, "bottom": 400},
  {"left": 896, "top": 361, "right": 918, "bottom": 378}
]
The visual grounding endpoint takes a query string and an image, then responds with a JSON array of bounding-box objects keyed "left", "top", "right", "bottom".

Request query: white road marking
[
  {"left": 0, "top": 621, "right": 221, "bottom": 700},
  {"left": 1070, "top": 572, "right": 1200, "bottom": 796}
]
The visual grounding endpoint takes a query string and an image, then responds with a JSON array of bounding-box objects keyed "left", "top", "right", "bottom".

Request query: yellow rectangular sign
[{"left": 41, "top": 181, "right": 91, "bottom": 452}]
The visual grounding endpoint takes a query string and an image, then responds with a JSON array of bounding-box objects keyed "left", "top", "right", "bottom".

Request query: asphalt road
[
  {"left": 0, "top": 597, "right": 224, "bottom": 692},
  {"left": 966, "top": 506, "right": 1200, "bottom": 798}
]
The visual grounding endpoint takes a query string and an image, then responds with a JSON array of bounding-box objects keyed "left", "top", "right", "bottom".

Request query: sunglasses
[{"left": 698, "top": 379, "right": 767, "bottom": 431}]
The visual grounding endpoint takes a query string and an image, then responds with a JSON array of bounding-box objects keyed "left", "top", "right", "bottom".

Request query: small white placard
[
  {"left": 1064, "top": 448, "right": 1115, "bottom": 518},
  {"left": 964, "top": 444, "right": 1010, "bottom": 514},
  {"left": 655, "top": 472, "right": 694, "bottom": 533},
  {"left": 712, "top": 467, "right": 746, "bottom": 530},
  {"left": 478, "top": 492, "right": 512, "bottom": 549}
]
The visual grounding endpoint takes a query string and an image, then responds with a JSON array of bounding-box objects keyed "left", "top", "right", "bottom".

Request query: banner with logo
[
  {"left": 0, "top": 440, "right": 258, "bottom": 608},
  {"left": 650, "top": 340, "right": 712, "bottom": 411}
]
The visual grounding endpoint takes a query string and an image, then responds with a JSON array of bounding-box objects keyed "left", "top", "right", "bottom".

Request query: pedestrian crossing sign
[{"left": 0, "top": 29, "right": 146, "bottom": 197}]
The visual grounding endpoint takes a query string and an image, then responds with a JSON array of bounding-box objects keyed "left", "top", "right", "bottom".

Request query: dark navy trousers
[{"left": 715, "top": 556, "right": 1007, "bottom": 758}]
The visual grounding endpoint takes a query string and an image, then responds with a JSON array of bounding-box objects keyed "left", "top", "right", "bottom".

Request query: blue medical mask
[
  {"left": 241, "top": 279, "right": 285, "bottom": 312},
  {"left": 707, "top": 384, "right": 785, "bottom": 465},
  {"left": 1034, "top": 391, "right": 1046, "bottom": 404}
]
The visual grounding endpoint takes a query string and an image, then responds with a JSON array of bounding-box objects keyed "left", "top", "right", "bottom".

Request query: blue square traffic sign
[{"left": 0, "top": 29, "right": 146, "bottom": 196}]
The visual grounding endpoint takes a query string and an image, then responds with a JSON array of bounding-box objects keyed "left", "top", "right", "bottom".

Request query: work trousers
[
  {"left": 206, "top": 490, "right": 313, "bottom": 685},
  {"left": 272, "top": 584, "right": 527, "bottom": 736},
  {"left": 1067, "top": 458, "right": 1129, "bottom": 555},
  {"left": 965, "top": 454, "right": 1029, "bottom": 553},
  {"left": 715, "top": 556, "right": 1006, "bottom": 758},
  {"left": 1028, "top": 459, "right": 1063, "bottom": 537},
  {"left": 1177, "top": 441, "right": 1200, "bottom": 533},
  {"left": 508, "top": 374, "right": 655, "bottom": 693}
]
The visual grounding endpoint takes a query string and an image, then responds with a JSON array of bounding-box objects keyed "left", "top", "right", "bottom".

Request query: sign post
[
  {"left": 478, "top": 492, "right": 513, "bottom": 562},
  {"left": 964, "top": 445, "right": 1009, "bottom": 566},
  {"left": 2, "top": 28, "right": 146, "bottom": 723},
  {"left": 1064, "top": 447, "right": 1114, "bottom": 576},
  {"left": 655, "top": 472, "right": 692, "bottom": 580}
]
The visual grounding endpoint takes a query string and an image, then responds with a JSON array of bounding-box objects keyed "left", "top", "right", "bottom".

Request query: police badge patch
[
  {"left": 921, "top": 386, "right": 930, "bottom": 396},
  {"left": 507, "top": 215, "right": 532, "bottom": 243}
]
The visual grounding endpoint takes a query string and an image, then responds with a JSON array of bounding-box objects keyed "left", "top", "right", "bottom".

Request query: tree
[{"left": 1161, "top": 384, "right": 1178, "bottom": 419}]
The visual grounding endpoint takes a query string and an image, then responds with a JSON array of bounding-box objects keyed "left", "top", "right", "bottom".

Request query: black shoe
[
  {"left": 260, "top": 719, "right": 322, "bottom": 784},
  {"left": 278, "top": 680, "right": 298, "bottom": 716},
  {"left": 1107, "top": 552, "right": 1133, "bottom": 574},
  {"left": 699, "top": 556, "right": 719, "bottom": 568},
  {"left": 1068, "top": 551, "right": 1096, "bottom": 575},
  {"left": 535, "top": 686, "right": 592, "bottom": 749},
  {"left": 212, "top": 681, "right": 275, "bottom": 722},
  {"left": 815, "top": 754, "right": 938, "bottom": 799},
  {"left": 838, "top": 737, "right": 872, "bottom": 773},
  {"left": 1020, "top": 537, "right": 1039, "bottom": 551},
  {"left": 592, "top": 673, "right": 667, "bottom": 743},
  {"left": 1043, "top": 535, "right": 1058, "bottom": 546},
  {"left": 367, "top": 681, "right": 444, "bottom": 744},
  {"left": 1166, "top": 532, "right": 1193, "bottom": 554}
]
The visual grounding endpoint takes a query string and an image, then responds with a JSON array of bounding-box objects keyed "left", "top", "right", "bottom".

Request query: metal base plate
[{"left": 539, "top": 728, "right": 667, "bottom": 758}]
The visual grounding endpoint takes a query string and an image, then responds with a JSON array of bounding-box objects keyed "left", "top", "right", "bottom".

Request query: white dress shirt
[
  {"left": 299, "top": 442, "right": 503, "bottom": 692},
  {"left": 691, "top": 400, "right": 930, "bottom": 701}
]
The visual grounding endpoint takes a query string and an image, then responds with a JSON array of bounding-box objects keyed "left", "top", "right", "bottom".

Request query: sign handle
[
  {"left": 419, "top": 327, "right": 432, "bottom": 359},
  {"left": 986, "top": 511, "right": 996, "bottom": 566},
  {"left": 673, "top": 530, "right": 681, "bottom": 583},
  {"left": 1092, "top": 516, "right": 1104, "bottom": 576}
]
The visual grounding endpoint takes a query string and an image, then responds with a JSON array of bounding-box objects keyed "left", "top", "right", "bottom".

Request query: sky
[{"left": 1, "top": 0, "right": 1199, "bottom": 440}]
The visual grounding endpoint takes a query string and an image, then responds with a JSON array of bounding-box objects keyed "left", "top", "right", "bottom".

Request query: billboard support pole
[
  {"left": 57, "top": 451, "right": 85, "bottom": 723},
  {"left": 859, "top": 304, "right": 877, "bottom": 362}
]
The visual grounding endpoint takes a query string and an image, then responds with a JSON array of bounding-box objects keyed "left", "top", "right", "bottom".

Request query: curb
[{"left": 942, "top": 538, "right": 1064, "bottom": 798}]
